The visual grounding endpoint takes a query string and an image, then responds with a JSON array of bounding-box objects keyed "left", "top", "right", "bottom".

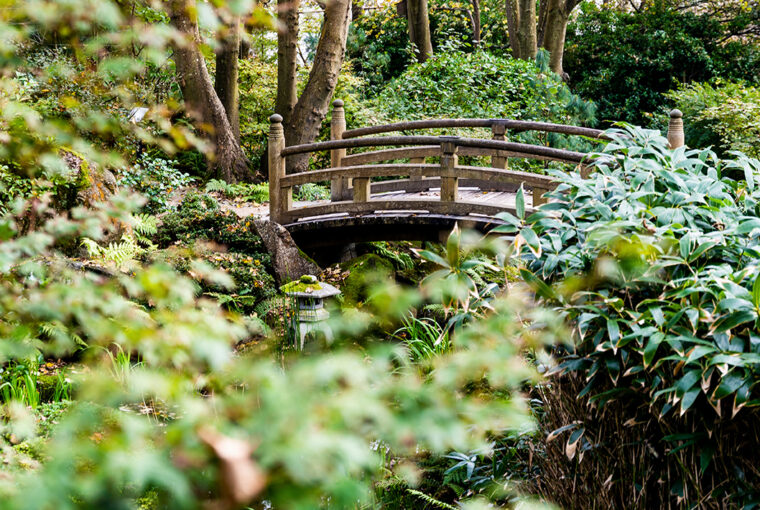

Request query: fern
[
  {"left": 241, "top": 183, "right": 269, "bottom": 204},
  {"left": 205, "top": 179, "right": 234, "bottom": 196},
  {"left": 131, "top": 213, "right": 158, "bottom": 237},
  {"left": 369, "top": 242, "right": 414, "bottom": 270},
  {"left": 405, "top": 489, "right": 459, "bottom": 510},
  {"left": 39, "top": 321, "right": 87, "bottom": 348},
  {"left": 81, "top": 235, "right": 143, "bottom": 268}
]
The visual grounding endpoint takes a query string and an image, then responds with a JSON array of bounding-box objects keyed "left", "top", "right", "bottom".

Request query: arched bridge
[{"left": 267, "top": 100, "right": 606, "bottom": 252}]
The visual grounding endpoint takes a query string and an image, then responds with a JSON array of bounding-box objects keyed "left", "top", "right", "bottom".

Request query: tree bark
[
  {"left": 539, "top": 0, "right": 580, "bottom": 75},
  {"left": 276, "top": 0, "right": 301, "bottom": 125},
  {"left": 215, "top": 17, "right": 241, "bottom": 142},
  {"left": 505, "top": 0, "right": 537, "bottom": 59},
  {"left": 506, "top": 0, "right": 578, "bottom": 74},
  {"left": 169, "top": 0, "right": 253, "bottom": 183},
  {"left": 471, "top": 0, "right": 481, "bottom": 47},
  {"left": 284, "top": 0, "right": 351, "bottom": 174},
  {"left": 406, "top": 0, "right": 433, "bottom": 62}
]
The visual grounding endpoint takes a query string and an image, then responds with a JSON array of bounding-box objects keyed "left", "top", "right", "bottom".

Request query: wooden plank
[
  {"left": 280, "top": 164, "right": 555, "bottom": 189},
  {"left": 282, "top": 199, "right": 523, "bottom": 223},
  {"left": 342, "top": 145, "right": 575, "bottom": 166}
]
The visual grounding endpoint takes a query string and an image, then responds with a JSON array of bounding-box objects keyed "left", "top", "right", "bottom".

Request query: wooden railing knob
[{"left": 667, "top": 109, "right": 684, "bottom": 149}]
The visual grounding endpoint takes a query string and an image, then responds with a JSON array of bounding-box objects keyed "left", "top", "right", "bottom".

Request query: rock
[
  {"left": 252, "top": 219, "right": 321, "bottom": 285},
  {"left": 339, "top": 253, "right": 395, "bottom": 304}
]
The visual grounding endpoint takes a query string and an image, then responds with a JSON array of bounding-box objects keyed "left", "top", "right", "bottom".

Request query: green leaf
[
  {"left": 643, "top": 332, "right": 665, "bottom": 367},
  {"left": 520, "top": 226, "right": 542, "bottom": 257},
  {"left": 516, "top": 184, "right": 525, "bottom": 220},
  {"left": 607, "top": 319, "right": 620, "bottom": 344},
  {"left": 519, "top": 268, "right": 556, "bottom": 300},
  {"left": 713, "top": 310, "right": 757, "bottom": 334}
]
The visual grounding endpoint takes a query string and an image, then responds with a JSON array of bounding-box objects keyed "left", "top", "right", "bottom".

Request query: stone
[{"left": 252, "top": 218, "right": 321, "bottom": 285}]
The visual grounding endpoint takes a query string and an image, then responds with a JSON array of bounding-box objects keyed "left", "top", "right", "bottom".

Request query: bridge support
[
  {"left": 491, "top": 120, "right": 508, "bottom": 170},
  {"left": 330, "top": 99, "right": 350, "bottom": 201},
  {"left": 268, "top": 114, "right": 289, "bottom": 223},
  {"left": 440, "top": 137, "right": 459, "bottom": 202}
]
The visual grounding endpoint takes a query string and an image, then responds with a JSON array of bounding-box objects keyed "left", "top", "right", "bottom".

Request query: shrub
[
  {"left": 155, "top": 192, "right": 268, "bottom": 256},
  {"left": 376, "top": 50, "right": 596, "bottom": 127},
  {"left": 502, "top": 126, "right": 760, "bottom": 506},
  {"left": 116, "top": 154, "right": 194, "bottom": 213},
  {"left": 663, "top": 80, "right": 760, "bottom": 158},
  {"left": 347, "top": 0, "right": 512, "bottom": 90},
  {"left": 564, "top": 5, "right": 760, "bottom": 124}
]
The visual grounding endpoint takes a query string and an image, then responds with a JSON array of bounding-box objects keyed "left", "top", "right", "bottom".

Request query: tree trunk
[
  {"left": 540, "top": 0, "right": 579, "bottom": 75},
  {"left": 406, "top": 0, "right": 433, "bottom": 62},
  {"left": 215, "top": 17, "right": 241, "bottom": 142},
  {"left": 284, "top": 0, "right": 351, "bottom": 174},
  {"left": 516, "top": 0, "right": 537, "bottom": 59},
  {"left": 169, "top": 0, "right": 253, "bottom": 183},
  {"left": 471, "top": 0, "right": 481, "bottom": 47},
  {"left": 276, "top": 0, "right": 301, "bottom": 125},
  {"left": 505, "top": 0, "right": 537, "bottom": 59},
  {"left": 239, "top": 32, "right": 252, "bottom": 59}
]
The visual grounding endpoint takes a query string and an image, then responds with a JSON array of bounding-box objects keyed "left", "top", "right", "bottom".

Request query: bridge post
[
  {"left": 268, "top": 114, "right": 290, "bottom": 223},
  {"left": 491, "top": 120, "right": 508, "bottom": 169},
  {"left": 330, "top": 99, "right": 349, "bottom": 201},
  {"left": 667, "top": 109, "right": 684, "bottom": 149},
  {"left": 440, "top": 137, "right": 459, "bottom": 202}
]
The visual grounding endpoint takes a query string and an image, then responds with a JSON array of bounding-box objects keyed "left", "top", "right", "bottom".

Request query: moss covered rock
[{"left": 339, "top": 253, "right": 394, "bottom": 304}]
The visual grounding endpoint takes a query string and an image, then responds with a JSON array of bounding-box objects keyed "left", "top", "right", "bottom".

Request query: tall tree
[
  {"left": 276, "top": 0, "right": 301, "bottom": 124},
  {"left": 169, "top": 0, "right": 254, "bottom": 182},
  {"left": 276, "top": 0, "right": 352, "bottom": 173},
  {"left": 406, "top": 0, "right": 433, "bottom": 62},
  {"left": 505, "top": 0, "right": 581, "bottom": 75},
  {"left": 215, "top": 17, "right": 241, "bottom": 142}
]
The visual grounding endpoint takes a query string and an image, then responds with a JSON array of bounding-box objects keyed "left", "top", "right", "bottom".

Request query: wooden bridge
[{"left": 268, "top": 101, "right": 683, "bottom": 252}]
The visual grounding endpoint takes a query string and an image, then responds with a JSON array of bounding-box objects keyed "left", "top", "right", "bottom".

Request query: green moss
[
  {"left": 339, "top": 253, "right": 394, "bottom": 304},
  {"left": 280, "top": 281, "right": 322, "bottom": 293}
]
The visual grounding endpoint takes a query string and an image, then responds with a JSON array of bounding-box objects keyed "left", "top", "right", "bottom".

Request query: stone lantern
[{"left": 280, "top": 275, "right": 341, "bottom": 349}]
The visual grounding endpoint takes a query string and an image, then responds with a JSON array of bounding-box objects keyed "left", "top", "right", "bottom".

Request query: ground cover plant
[{"left": 502, "top": 126, "right": 760, "bottom": 507}]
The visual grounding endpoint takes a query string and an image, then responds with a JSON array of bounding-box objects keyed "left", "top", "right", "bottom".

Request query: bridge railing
[{"left": 267, "top": 102, "right": 686, "bottom": 225}]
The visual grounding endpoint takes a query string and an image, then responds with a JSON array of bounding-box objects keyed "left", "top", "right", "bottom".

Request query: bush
[
  {"left": 155, "top": 192, "right": 268, "bottom": 255},
  {"left": 564, "top": 5, "right": 760, "bottom": 124},
  {"left": 503, "top": 126, "right": 760, "bottom": 506},
  {"left": 117, "top": 154, "right": 194, "bottom": 213},
  {"left": 347, "top": 0, "right": 512, "bottom": 90},
  {"left": 663, "top": 80, "right": 760, "bottom": 158},
  {"left": 376, "top": 50, "right": 595, "bottom": 126}
]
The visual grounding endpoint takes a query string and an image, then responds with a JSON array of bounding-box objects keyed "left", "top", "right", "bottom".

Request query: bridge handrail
[
  {"left": 341, "top": 118, "right": 607, "bottom": 140},
  {"left": 267, "top": 103, "right": 687, "bottom": 225},
  {"left": 280, "top": 135, "right": 587, "bottom": 163}
]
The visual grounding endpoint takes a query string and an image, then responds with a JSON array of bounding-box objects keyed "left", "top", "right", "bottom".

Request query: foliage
[
  {"left": 347, "top": 0, "right": 511, "bottom": 90},
  {"left": 501, "top": 126, "right": 760, "bottom": 504},
  {"left": 372, "top": 50, "right": 598, "bottom": 165},
  {"left": 205, "top": 178, "right": 270, "bottom": 203},
  {"left": 0, "top": 192, "right": 564, "bottom": 508},
  {"left": 392, "top": 315, "right": 452, "bottom": 361},
  {"left": 293, "top": 182, "right": 330, "bottom": 201},
  {"left": 237, "top": 58, "right": 278, "bottom": 169},
  {"left": 565, "top": 4, "right": 760, "bottom": 124},
  {"left": 663, "top": 80, "right": 760, "bottom": 158},
  {"left": 377, "top": 50, "right": 595, "bottom": 126},
  {"left": 346, "top": 3, "right": 414, "bottom": 90},
  {"left": 155, "top": 192, "right": 267, "bottom": 253},
  {"left": 117, "top": 155, "right": 194, "bottom": 213}
]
